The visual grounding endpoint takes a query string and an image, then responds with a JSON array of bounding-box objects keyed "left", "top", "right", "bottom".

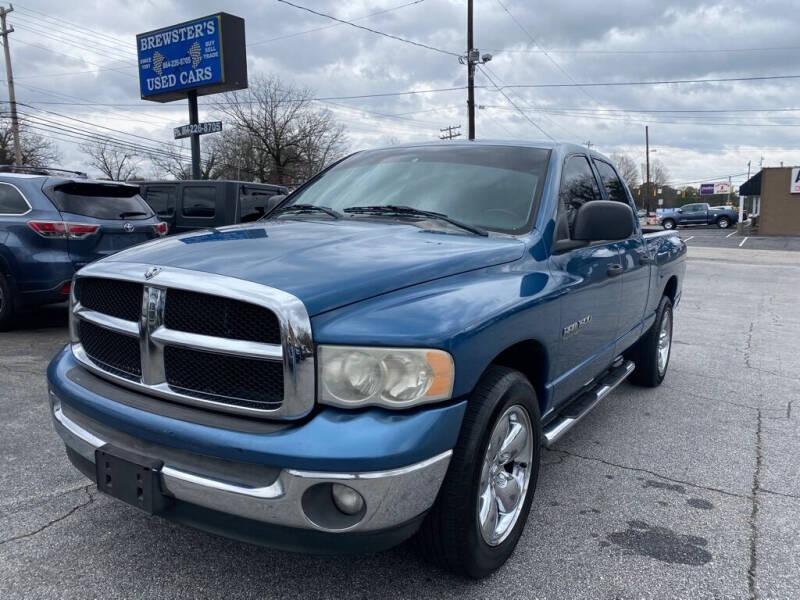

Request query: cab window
[{"left": 558, "top": 155, "right": 602, "bottom": 238}]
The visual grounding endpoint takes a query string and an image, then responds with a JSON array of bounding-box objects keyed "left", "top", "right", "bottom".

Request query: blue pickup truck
[{"left": 47, "top": 141, "right": 685, "bottom": 578}]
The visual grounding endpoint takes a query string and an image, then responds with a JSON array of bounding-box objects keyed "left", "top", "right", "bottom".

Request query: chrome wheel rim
[
  {"left": 719, "top": 219, "right": 729, "bottom": 228},
  {"left": 664, "top": 221, "right": 673, "bottom": 229},
  {"left": 477, "top": 404, "right": 534, "bottom": 546},
  {"left": 657, "top": 309, "right": 672, "bottom": 376}
]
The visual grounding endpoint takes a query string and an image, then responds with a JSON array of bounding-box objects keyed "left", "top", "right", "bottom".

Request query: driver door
[{"left": 549, "top": 155, "right": 623, "bottom": 407}]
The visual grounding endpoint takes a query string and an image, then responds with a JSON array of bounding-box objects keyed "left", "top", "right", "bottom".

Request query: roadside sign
[
  {"left": 791, "top": 168, "right": 800, "bottom": 193},
  {"left": 700, "top": 182, "right": 730, "bottom": 195},
  {"left": 173, "top": 121, "right": 222, "bottom": 139},
  {"left": 136, "top": 13, "right": 247, "bottom": 103}
]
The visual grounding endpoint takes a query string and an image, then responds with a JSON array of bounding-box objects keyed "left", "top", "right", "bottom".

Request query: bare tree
[
  {"left": 214, "top": 75, "right": 347, "bottom": 184},
  {"left": 0, "top": 118, "right": 59, "bottom": 167},
  {"left": 610, "top": 153, "right": 639, "bottom": 189},
  {"left": 651, "top": 159, "right": 670, "bottom": 187},
  {"left": 150, "top": 148, "right": 219, "bottom": 181},
  {"left": 82, "top": 140, "right": 140, "bottom": 180},
  {"left": 206, "top": 128, "right": 272, "bottom": 181}
]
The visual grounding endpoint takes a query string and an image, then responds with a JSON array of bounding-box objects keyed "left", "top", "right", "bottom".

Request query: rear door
[
  {"left": 550, "top": 155, "right": 623, "bottom": 406},
  {"left": 44, "top": 181, "right": 159, "bottom": 266}
]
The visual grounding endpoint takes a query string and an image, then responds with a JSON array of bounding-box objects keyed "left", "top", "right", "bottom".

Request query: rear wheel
[
  {"left": 662, "top": 219, "right": 676, "bottom": 230},
  {"left": 415, "top": 366, "right": 541, "bottom": 578},
  {"left": 628, "top": 295, "right": 673, "bottom": 387},
  {"left": 717, "top": 216, "right": 730, "bottom": 229},
  {"left": 0, "top": 273, "right": 15, "bottom": 331}
]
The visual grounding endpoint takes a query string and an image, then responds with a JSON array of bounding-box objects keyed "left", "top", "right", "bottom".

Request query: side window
[
  {"left": 0, "top": 183, "right": 30, "bottom": 215},
  {"left": 594, "top": 161, "right": 629, "bottom": 204},
  {"left": 182, "top": 186, "right": 216, "bottom": 218},
  {"left": 559, "top": 156, "right": 602, "bottom": 238},
  {"left": 239, "top": 192, "right": 273, "bottom": 223},
  {"left": 146, "top": 188, "right": 176, "bottom": 218}
]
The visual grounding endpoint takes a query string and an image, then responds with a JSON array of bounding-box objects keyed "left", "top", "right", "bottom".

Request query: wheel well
[
  {"left": 490, "top": 340, "right": 548, "bottom": 410},
  {"left": 663, "top": 276, "right": 678, "bottom": 303}
]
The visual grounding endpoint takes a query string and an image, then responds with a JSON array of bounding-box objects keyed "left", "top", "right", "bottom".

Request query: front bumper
[{"left": 48, "top": 347, "right": 465, "bottom": 548}]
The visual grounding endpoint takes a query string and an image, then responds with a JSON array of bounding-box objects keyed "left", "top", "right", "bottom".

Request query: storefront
[{"left": 739, "top": 167, "right": 800, "bottom": 235}]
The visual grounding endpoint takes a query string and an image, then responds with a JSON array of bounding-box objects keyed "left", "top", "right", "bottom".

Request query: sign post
[{"left": 137, "top": 13, "right": 247, "bottom": 179}]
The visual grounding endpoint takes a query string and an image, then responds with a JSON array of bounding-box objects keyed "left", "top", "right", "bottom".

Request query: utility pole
[
  {"left": 645, "top": 125, "right": 651, "bottom": 213},
  {"left": 584, "top": 140, "right": 593, "bottom": 150},
  {"left": 439, "top": 125, "right": 462, "bottom": 140},
  {"left": 0, "top": 5, "right": 22, "bottom": 166},
  {"left": 460, "top": 0, "right": 490, "bottom": 141},
  {"left": 466, "top": 0, "right": 475, "bottom": 140}
]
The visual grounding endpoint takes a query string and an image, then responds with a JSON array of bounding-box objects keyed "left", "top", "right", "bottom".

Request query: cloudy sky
[{"left": 6, "top": 0, "right": 800, "bottom": 186}]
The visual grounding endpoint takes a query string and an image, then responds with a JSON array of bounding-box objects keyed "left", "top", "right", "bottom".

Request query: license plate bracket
[{"left": 95, "top": 445, "right": 171, "bottom": 514}]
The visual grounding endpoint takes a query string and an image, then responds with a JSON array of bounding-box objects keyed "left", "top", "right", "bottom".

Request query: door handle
[
  {"left": 607, "top": 264, "right": 624, "bottom": 277},
  {"left": 639, "top": 254, "right": 652, "bottom": 265}
]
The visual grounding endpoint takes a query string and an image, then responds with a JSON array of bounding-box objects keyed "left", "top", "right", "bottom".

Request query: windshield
[
  {"left": 47, "top": 182, "right": 154, "bottom": 220},
  {"left": 279, "top": 145, "right": 550, "bottom": 234}
]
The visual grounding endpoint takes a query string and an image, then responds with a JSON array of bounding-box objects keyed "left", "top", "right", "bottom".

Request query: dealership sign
[
  {"left": 136, "top": 13, "right": 247, "bottom": 103},
  {"left": 700, "top": 182, "right": 730, "bottom": 195},
  {"left": 791, "top": 168, "right": 800, "bottom": 193}
]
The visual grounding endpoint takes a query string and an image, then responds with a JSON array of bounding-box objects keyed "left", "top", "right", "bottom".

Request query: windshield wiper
[
  {"left": 343, "top": 205, "right": 488, "bottom": 236},
  {"left": 274, "top": 204, "right": 342, "bottom": 219},
  {"left": 119, "top": 211, "right": 148, "bottom": 218}
]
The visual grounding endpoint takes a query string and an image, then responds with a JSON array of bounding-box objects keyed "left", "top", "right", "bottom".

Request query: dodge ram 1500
[{"left": 47, "top": 141, "right": 686, "bottom": 578}]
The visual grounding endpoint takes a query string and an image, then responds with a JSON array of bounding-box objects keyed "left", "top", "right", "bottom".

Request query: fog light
[{"left": 331, "top": 483, "right": 364, "bottom": 515}]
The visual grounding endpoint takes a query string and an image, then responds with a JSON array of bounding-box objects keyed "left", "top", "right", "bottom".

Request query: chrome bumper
[{"left": 51, "top": 392, "right": 451, "bottom": 533}]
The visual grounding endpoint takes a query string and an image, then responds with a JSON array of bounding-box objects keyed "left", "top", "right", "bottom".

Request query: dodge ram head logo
[{"left": 144, "top": 266, "right": 162, "bottom": 280}]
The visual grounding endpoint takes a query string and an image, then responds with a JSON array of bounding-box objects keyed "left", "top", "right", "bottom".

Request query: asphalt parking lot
[
  {"left": 2, "top": 246, "right": 799, "bottom": 599},
  {"left": 676, "top": 225, "right": 800, "bottom": 252}
]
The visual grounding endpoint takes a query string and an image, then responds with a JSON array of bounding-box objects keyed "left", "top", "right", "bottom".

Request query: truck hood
[{"left": 105, "top": 219, "right": 526, "bottom": 315}]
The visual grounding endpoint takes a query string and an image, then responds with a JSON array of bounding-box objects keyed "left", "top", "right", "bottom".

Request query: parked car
[
  {"left": 659, "top": 202, "right": 738, "bottom": 229},
  {"left": 0, "top": 172, "right": 166, "bottom": 329},
  {"left": 138, "top": 180, "right": 288, "bottom": 234},
  {"left": 47, "top": 141, "right": 686, "bottom": 578}
]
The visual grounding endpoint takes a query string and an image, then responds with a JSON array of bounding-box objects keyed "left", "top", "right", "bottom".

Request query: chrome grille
[
  {"left": 78, "top": 320, "right": 141, "bottom": 380},
  {"left": 68, "top": 264, "right": 314, "bottom": 419},
  {"left": 164, "top": 289, "right": 281, "bottom": 344},
  {"left": 76, "top": 277, "right": 142, "bottom": 322},
  {"left": 164, "top": 346, "right": 284, "bottom": 409}
]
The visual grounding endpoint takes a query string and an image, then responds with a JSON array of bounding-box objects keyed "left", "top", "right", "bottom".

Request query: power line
[
  {"left": 494, "top": 0, "right": 595, "bottom": 103},
  {"left": 488, "top": 45, "right": 800, "bottom": 55},
  {"left": 14, "top": 3, "right": 131, "bottom": 48},
  {"left": 275, "top": 0, "right": 459, "bottom": 57},
  {"left": 499, "top": 73, "right": 800, "bottom": 89},
  {"left": 477, "top": 65, "right": 554, "bottom": 140},
  {"left": 249, "top": 0, "right": 426, "bottom": 46}
]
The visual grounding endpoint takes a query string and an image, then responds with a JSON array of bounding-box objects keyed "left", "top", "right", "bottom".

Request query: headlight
[{"left": 318, "top": 345, "right": 454, "bottom": 409}]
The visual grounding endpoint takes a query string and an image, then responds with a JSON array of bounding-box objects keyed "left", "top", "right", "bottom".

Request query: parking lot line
[
  {"left": 684, "top": 236, "right": 695, "bottom": 242},
  {"left": 739, "top": 236, "right": 748, "bottom": 247},
  {"left": 726, "top": 231, "right": 736, "bottom": 238}
]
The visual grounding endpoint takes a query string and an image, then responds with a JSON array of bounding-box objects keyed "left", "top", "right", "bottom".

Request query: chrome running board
[{"left": 543, "top": 360, "right": 635, "bottom": 447}]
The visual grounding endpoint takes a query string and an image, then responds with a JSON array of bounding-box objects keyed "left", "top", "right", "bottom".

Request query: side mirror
[
  {"left": 677, "top": 208, "right": 684, "bottom": 213},
  {"left": 263, "top": 194, "right": 287, "bottom": 216},
  {"left": 572, "top": 200, "right": 634, "bottom": 241}
]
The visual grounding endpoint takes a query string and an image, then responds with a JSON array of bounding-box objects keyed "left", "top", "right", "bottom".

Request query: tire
[
  {"left": 717, "top": 217, "right": 730, "bottom": 229},
  {"left": 628, "top": 295, "right": 673, "bottom": 387},
  {"left": 662, "top": 219, "right": 676, "bottom": 230},
  {"left": 0, "top": 272, "right": 15, "bottom": 331},
  {"left": 415, "top": 366, "right": 541, "bottom": 578}
]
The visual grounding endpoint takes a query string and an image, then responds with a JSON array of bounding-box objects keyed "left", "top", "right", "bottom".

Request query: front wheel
[
  {"left": 717, "top": 217, "right": 730, "bottom": 229},
  {"left": 415, "top": 366, "right": 541, "bottom": 578},
  {"left": 662, "top": 219, "right": 676, "bottom": 230}
]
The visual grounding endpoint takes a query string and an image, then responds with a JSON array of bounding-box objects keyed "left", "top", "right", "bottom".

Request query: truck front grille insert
[
  {"left": 78, "top": 320, "right": 141, "bottom": 380},
  {"left": 76, "top": 277, "right": 143, "bottom": 322},
  {"left": 164, "top": 346, "right": 284, "bottom": 409},
  {"left": 164, "top": 289, "right": 281, "bottom": 344}
]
